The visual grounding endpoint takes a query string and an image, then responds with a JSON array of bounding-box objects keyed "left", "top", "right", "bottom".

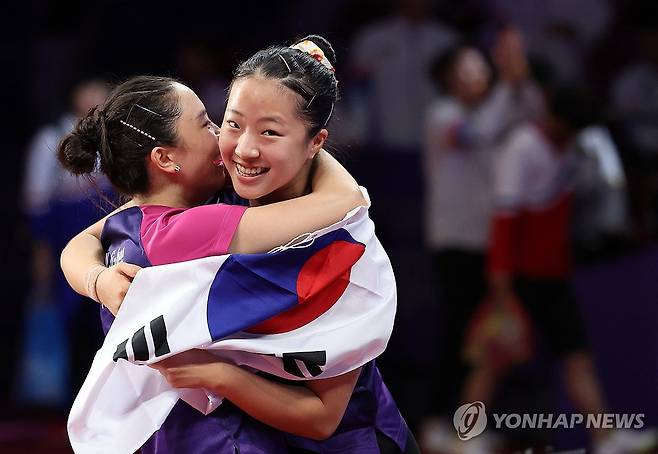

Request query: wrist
[
  {"left": 85, "top": 264, "right": 107, "bottom": 303},
  {"left": 208, "top": 362, "right": 238, "bottom": 396}
]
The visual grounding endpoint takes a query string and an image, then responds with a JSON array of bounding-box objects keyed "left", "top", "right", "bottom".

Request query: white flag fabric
[{"left": 68, "top": 195, "right": 397, "bottom": 454}]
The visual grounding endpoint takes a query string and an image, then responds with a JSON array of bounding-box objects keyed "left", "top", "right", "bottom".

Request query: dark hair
[
  {"left": 549, "top": 85, "right": 600, "bottom": 131},
  {"left": 429, "top": 44, "right": 492, "bottom": 93},
  {"left": 231, "top": 34, "right": 339, "bottom": 137},
  {"left": 58, "top": 75, "right": 182, "bottom": 195}
]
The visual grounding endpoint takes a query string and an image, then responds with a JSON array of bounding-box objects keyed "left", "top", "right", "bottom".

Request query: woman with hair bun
[{"left": 61, "top": 35, "right": 419, "bottom": 454}]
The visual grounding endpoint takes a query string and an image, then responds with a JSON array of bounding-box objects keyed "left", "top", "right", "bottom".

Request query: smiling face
[
  {"left": 170, "top": 83, "right": 226, "bottom": 200},
  {"left": 220, "top": 76, "right": 324, "bottom": 205}
]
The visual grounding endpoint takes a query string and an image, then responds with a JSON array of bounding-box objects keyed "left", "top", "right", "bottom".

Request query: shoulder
[
  {"left": 105, "top": 205, "right": 144, "bottom": 223},
  {"left": 140, "top": 204, "right": 246, "bottom": 232},
  {"left": 100, "top": 205, "right": 144, "bottom": 243}
]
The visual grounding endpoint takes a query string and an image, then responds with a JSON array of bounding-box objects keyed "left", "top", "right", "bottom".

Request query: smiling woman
[{"left": 222, "top": 76, "right": 325, "bottom": 204}]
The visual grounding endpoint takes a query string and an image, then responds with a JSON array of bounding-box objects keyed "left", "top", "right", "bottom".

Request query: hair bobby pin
[
  {"left": 290, "top": 40, "right": 335, "bottom": 72},
  {"left": 279, "top": 54, "right": 292, "bottom": 73},
  {"left": 134, "top": 104, "right": 163, "bottom": 117},
  {"left": 119, "top": 120, "right": 156, "bottom": 141},
  {"left": 323, "top": 102, "right": 334, "bottom": 128}
]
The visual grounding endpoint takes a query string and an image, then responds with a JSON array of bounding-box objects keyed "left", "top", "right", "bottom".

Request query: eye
[
  {"left": 226, "top": 120, "right": 240, "bottom": 129},
  {"left": 263, "top": 130, "right": 281, "bottom": 137}
]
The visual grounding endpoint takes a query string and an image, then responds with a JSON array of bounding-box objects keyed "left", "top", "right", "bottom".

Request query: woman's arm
[
  {"left": 152, "top": 349, "right": 360, "bottom": 440},
  {"left": 229, "top": 150, "right": 366, "bottom": 253},
  {"left": 60, "top": 202, "right": 140, "bottom": 314},
  {"left": 60, "top": 217, "right": 106, "bottom": 297},
  {"left": 62, "top": 151, "right": 363, "bottom": 308}
]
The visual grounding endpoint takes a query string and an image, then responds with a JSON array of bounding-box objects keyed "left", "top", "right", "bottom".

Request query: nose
[{"left": 235, "top": 134, "right": 260, "bottom": 160}]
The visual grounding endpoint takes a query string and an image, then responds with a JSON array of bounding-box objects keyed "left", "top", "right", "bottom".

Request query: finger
[{"left": 117, "top": 262, "right": 142, "bottom": 278}]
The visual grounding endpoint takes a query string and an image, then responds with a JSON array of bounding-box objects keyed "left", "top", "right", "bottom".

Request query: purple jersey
[
  {"left": 100, "top": 204, "right": 289, "bottom": 454},
  {"left": 286, "top": 361, "right": 409, "bottom": 453}
]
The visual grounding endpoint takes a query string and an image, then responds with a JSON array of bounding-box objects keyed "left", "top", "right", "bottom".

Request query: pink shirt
[{"left": 139, "top": 204, "right": 247, "bottom": 265}]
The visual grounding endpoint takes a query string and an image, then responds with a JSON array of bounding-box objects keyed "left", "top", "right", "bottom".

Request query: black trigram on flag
[
  {"left": 279, "top": 351, "right": 327, "bottom": 378},
  {"left": 113, "top": 315, "right": 170, "bottom": 362}
]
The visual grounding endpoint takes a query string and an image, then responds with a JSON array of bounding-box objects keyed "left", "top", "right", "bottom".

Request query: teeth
[{"left": 236, "top": 162, "right": 266, "bottom": 176}]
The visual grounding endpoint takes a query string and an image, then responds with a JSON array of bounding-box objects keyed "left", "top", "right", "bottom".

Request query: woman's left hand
[{"left": 151, "top": 349, "right": 225, "bottom": 389}]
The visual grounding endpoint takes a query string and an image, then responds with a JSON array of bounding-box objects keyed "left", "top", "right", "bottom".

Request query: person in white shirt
[
  {"left": 420, "top": 28, "right": 543, "bottom": 442},
  {"left": 348, "top": 0, "right": 458, "bottom": 149}
]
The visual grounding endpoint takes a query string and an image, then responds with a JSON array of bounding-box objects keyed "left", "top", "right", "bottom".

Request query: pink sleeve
[{"left": 140, "top": 204, "right": 247, "bottom": 265}]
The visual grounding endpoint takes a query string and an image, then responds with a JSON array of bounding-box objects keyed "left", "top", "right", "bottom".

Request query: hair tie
[{"left": 290, "top": 40, "right": 335, "bottom": 72}]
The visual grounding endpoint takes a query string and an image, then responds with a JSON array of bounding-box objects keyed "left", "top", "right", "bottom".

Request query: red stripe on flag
[{"left": 248, "top": 241, "right": 365, "bottom": 334}]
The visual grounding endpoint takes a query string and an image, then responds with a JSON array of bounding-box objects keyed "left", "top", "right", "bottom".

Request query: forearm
[
  {"left": 230, "top": 152, "right": 365, "bottom": 253},
  {"left": 307, "top": 150, "right": 365, "bottom": 214},
  {"left": 210, "top": 364, "right": 341, "bottom": 440},
  {"left": 311, "top": 150, "right": 358, "bottom": 192},
  {"left": 60, "top": 200, "right": 134, "bottom": 297},
  {"left": 60, "top": 231, "right": 106, "bottom": 297}
]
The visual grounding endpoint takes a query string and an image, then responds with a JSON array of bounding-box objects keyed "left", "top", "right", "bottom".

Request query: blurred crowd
[{"left": 3, "top": 0, "right": 658, "bottom": 452}]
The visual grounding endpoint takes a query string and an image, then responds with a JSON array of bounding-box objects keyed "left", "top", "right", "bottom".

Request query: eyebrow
[
  {"left": 196, "top": 109, "right": 208, "bottom": 121},
  {"left": 260, "top": 116, "right": 284, "bottom": 125},
  {"left": 227, "top": 109, "right": 284, "bottom": 124}
]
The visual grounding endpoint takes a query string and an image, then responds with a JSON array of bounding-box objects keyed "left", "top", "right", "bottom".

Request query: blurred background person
[
  {"left": 482, "top": 0, "right": 611, "bottom": 85},
  {"left": 347, "top": 0, "right": 458, "bottom": 149},
  {"left": 341, "top": 1, "right": 461, "bottom": 405},
  {"left": 570, "top": 122, "right": 630, "bottom": 264},
  {"left": 460, "top": 85, "right": 655, "bottom": 453},
  {"left": 19, "top": 77, "right": 110, "bottom": 409},
  {"left": 419, "top": 26, "right": 544, "bottom": 451}
]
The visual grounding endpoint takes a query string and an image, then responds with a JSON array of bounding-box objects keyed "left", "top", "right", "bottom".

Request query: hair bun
[
  {"left": 58, "top": 107, "right": 103, "bottom": 175},
  {"left": 300, "top": 34, "right": 337, "bottom": 69}
]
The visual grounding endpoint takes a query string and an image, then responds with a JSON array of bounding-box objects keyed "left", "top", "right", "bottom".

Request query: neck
[
  {"left": 250, "top": 161, "right": 313, "bottom": 207},
  {"left": 133, "top": 184, "right": 208, "bottom": 208}
]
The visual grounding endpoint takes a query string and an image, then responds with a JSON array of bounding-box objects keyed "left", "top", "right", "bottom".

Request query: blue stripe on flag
[{"left": 206, "top": 228, "right": 362, "bottom": 340}]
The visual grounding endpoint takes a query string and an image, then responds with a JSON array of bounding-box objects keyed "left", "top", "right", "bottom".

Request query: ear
[
  {"left": 149, "top": 146, "right": 178, "bottom": 173},
  {"left": 308, "top": 129, "right": 328, "bottom": 159}
]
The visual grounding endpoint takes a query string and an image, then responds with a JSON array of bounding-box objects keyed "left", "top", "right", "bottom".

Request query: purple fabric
[
  {"left": 571, "top": 247, "right": 658, "bottom": 425},
  {"left": 140, "top": 400, "right": 288, "bottom": 454},
  {"left": 287, "top": 361, "right": 409, "bottom": 452}
]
